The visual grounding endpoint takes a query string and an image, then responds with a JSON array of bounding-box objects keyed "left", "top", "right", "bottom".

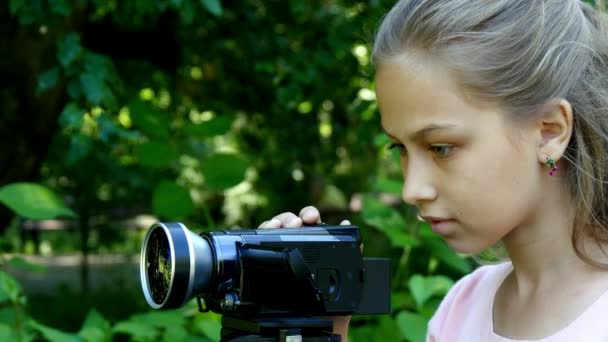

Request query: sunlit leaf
[
  {"left": 396, "top": 311, "right": 429, "bottom": 342},
  {"left": 135, "top": 142, "right": 179, "bottom": 168},
  {"left": 152, "top": 181, "right": 194, "bottom": 220},
  {"left": 200, "top": 0, "right": 222, "bottom": 16},
  {"left": 201, "top": 154, "right": 248, "bottom": 191},
  {"left": 0, "top": 183, "right": 77, "bottom": 220}
]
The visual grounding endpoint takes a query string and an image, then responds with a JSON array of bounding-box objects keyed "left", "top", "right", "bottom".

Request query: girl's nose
[{"left": 401, "top": 172, "right": 438, "bottom": 206}]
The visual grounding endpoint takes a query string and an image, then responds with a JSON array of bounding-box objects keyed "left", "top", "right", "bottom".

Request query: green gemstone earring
[{"left": 546, "top": 156, "right": 558, "bottom": 176}]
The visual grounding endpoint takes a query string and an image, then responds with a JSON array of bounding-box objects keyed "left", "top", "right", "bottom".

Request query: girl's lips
[{"left": 429, "top": 219, "right": 456, "bottom": 234}]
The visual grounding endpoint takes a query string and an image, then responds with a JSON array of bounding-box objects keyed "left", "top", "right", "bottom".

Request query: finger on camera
[
  {"left": 272, "top": 212, "right": 301, "bottom": 227},
  {"left": 299, "top": 206, "right": 321, "bottom": 224},
  {"left": 283, "top": 217, "right": 303, "bottom": 228},
  {"left": 259, "top": 219, "right": 281, "bottom": 229}
]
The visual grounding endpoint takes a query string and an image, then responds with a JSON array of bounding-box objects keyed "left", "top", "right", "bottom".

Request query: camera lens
[
  {"left": 140, "top": 222, "right": 215, "bottom": 309},
  {"left": 146, "top": 228, "right": 172, "bottom": 304}
]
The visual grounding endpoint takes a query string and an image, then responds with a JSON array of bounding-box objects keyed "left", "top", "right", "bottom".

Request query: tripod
[{"left": 219, "top": 316, "right": 342, "bottom": 342}]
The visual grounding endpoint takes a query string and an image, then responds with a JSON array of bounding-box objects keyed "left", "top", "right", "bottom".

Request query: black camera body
[{"left": 140, "top": 222, "right": 391, "bottom": 341}]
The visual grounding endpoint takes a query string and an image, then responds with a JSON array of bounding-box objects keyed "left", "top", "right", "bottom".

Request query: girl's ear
[{"left": 537, "top": 99, "right": 574, "bottom": 164}]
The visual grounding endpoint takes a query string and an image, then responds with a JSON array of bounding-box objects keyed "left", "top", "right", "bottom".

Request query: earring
[{"left": 546, "top": 156, "right": 558, "bottom": 176}]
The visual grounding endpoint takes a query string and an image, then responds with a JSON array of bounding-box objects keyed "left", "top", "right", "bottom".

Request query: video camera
[{"left": 139, "top": 222, "right": 391, "bottom": 341}]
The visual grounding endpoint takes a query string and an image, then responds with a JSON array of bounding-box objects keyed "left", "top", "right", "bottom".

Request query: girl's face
[{"left": 376, "top": 56, "right": 544, "bottom": 253}]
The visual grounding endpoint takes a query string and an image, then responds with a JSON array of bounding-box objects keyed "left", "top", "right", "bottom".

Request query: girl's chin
[{"left": 443, "top": 237, "right": 497, "bottom": 255}]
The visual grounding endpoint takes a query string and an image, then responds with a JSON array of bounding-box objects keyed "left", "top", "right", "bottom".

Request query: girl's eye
[
  {"left": 387, "top": 142, "right": 407, "bottom": 155},
  {"left": 430, "top": 145, "right": 455, "bottom": 158}
]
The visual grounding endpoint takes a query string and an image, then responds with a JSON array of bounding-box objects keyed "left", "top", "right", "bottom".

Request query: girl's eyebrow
[
  {"left": 410, "top": 124, "right": 458, "bottom": 140},
  {"left": 383, "top": 123, "right": 458, "bottom": 141}
]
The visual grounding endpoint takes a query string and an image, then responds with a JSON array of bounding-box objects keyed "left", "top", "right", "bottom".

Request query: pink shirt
[{"left": 427, "top": 262, "right": 608, "bottom": 341}]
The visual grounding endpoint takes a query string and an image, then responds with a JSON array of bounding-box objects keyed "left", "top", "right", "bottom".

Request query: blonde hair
[{"left": 373, "top": 0, "right": 608, "bottom": 267}]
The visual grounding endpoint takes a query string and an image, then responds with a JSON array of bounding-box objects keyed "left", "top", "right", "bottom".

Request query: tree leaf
[
  {"left": 49, "top": 0, "right": 71, "bottom": 16},
  {"left": 361, "top": 195, "right": 420, "bottom": 248},
  {"left": 0, "top": 324, "right": 15, "bottom": 341},
  {"left": 350, "top": 314, "right": 401, "bottom": 342},
  {"left": 195, "top": 318, "right": 221, "bottom": 340},
  {"left": 374, "top": 178, "right": 403, "bottom": 195},
  {"left": 200, "top": 0, "right": 222, "bottom": 16},
  {"left": 37, "top": 67, "right": 61, "bottom": 94},
  {"left": 57, "top": 33, "right": 82, "bottom": 67},
  {"left": 201, "top": 153, "right": 248, "bottom": 191},
  {"left": 408, "top": 275, "right": 454, "bottom": 309},
  {"left": 78, "top": 309, "right": 110, "bottom": 342},
  {"left": 0, "top": 183, "right": 77, "bottom": 220},
  {"left": 0, "top": 271, "right": 21, "bottom": 303},
  {"left": 59, "top": 102, "right": 85, "bottom": 130},
  {"left": 29, "top": 320, "right": 80, "bottom": 342},
  {"left": 128, "top": 100, "right": 170, "bottom": 139},
  {"left": 7, "top": 256, "right": 47, "bottom": 273},
  {"left": 80, "top": 72, "right": 111, "bottom": 106},
  {"left": 112, "top": 321, "right": 157, "bottom": 340},
  {"left": 421, "top": 235, "right": 472, "bottom": 274},
  {"left": 0, "top": 308, "right": 16, "bottom": 326},
  {"left": 135, "top": 142, "right": 179, "bottom": 168},
  {"left": 396, "top": 311, "right": 429, "bottom": 342},
  {"left": 9, "top": 0, "right": 25, "bottom": 15},
  {"left": 66, "top": 78, "right": 83, "bottom": 99},
  {"left": 183, "top": 115, "right": 233, "bottom": 138},
  {"left": 152, "top": 181, "right": 194, "bottom": 220},
  {"left": 66, "top": 134, "right": 93, "bottom": 165},
  {"left": 162, "top": 326, "right": 188, "bottom": 342}
]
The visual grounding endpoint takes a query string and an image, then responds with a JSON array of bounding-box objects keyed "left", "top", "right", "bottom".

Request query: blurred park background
[{"left": 1, "top": 0, "right": 600, "bottom": 341}]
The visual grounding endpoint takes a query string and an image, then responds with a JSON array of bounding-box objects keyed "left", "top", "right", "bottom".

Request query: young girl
[{"left": 260, "top": 0, "right": 608, "bottom": 340}]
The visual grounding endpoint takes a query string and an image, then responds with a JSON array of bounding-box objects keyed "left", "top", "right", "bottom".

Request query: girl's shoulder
[
  {"left": 427, "top": 262, "right": 512, "bottom": 339},
  {"left": 446, "top": 261, "right": 512, "bottom": 301}
]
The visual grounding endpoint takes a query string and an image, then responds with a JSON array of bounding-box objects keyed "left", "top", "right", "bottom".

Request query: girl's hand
[
  {"left": 258, "top": 205, "right": 351, "bottom": 228},
  {"left": 258, "top": 205, "right": 352, "bottom": 341}
]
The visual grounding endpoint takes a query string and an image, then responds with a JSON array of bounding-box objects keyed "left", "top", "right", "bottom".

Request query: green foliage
[
  {"left": 3, "top": 0, "right": 562, "bottom": 340},
  {"left": 152, "top": 180, "right": 195, "bottom": 220},
  {"left": 6, "top": 257, "right": 47, "bottom": 273},
  {"left": 200, "top": 0, "right": 222, "bottom": 16},
  {"left": 396, "top": 311, "right": 429, "bottom": 342},
  {"left": 0, "top": 183, "right": 77, "bottom": 220},
  {"left": 201, "top": 154, "right": 249, "bottom": 191},
  {"left": 0, "top": 250, "right": 221, "bottom": 341}
]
